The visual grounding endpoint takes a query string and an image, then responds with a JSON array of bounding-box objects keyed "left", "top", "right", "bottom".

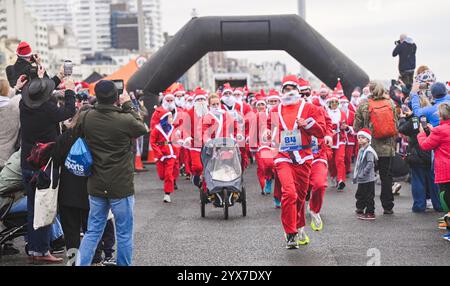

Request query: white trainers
[
  {"left": 297, "top": 228, "right": 310, "bottom": 245},
  {"left": 392, "top": 183, "right": 402, "bottom": 195},
  {"left": 310, "top": 212, "right": 323, "bottom": 232},
  {"left": 163, "top": 194, "right": 172, "bottom": 203},
  {"left": 426, "top": 199, "right": 433, "bottom": 209}
]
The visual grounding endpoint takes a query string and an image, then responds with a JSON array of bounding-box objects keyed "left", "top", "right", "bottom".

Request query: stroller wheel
[
  {"left": 223, "top": 189, "right": 229, "bottom": 220},
  {"left": 241, "top": 187, "right": 247, "bottom": 217}
]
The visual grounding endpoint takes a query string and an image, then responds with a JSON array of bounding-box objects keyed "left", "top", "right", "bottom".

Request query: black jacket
[
  {"left": 6, "top": 58, "right": 59, "bottom": 88},
  {"left": 392, "top": 41, "right": 417, "bottom": 72},
  {"left": 54, "top": 128, "right": 89, "bottom": 210},
  {"left": 20, "top": 90, "right": 76, "bottom": 170},
  {"left": 398, "top": 116, "right": 431, "bottom": 168}
]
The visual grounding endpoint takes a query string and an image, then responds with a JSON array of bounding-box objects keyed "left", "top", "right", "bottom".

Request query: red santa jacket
[
  {"left": 327, "top": 108, "right": 349, "bottom": 149},
  {"left": 311, "top": 108, "right": 333, "bottom": 165},
  {"left": 248, "top": 110, "right": 273, "bottom": 152},
  {"left": 311, "top": 96, "right": 327, "bottom": 108},
  {"left": 202, "top": 111, "right": 241, "bottom": 143},
  {"left": 184, "top": 108, "right": 208, "bottom": 152},
  {"left": 268, "top": 100, "right": 326, "bottom": 166},
  {"left": 150, "top": 125, "right": 180, "bottom": 162}
]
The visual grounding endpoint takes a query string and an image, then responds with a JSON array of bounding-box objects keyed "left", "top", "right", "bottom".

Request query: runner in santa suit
[
  {"left": 267, "top": 75, "right": 326, "bottom": 249},
  {"left": 184, "top": 87, "right": 209, "bottom": 189},
  {"left": 182, "top": 92, "right": 195, "bottom": 180},
  {"left": 234, "top": 87, "right": 254, "bottom": 166},
  {"left": 220, "top": 83, "right": 248, "bottom": 170},
  {"left": 173, "top": 84, "right": 190, "bottom": 180},
  {"left": 349, "top": 88, "right": 362, "bottom": 113},
  {"left": 150, "top": 112, "right": 181, "bottom": 204},
  {"left": 311, "top": 84, "right": 329, "bottom": 108},
  {"left": 250, "top": 93, "right": 276, "bottom": 196},
  {"left": 266, "top": 89, "right": 283, "bottom": 209},
  {"left": 150, "top": 90, "right": 185, "bottom": 190},
  {"left": 297, "top": 78, "right": 334, "bottom": 231},
  {"left": 340, "top": 96, "right": 357, "bottom": 176},
  {"left": 326, "top": 93, "right": 350, "bottom": 192}
]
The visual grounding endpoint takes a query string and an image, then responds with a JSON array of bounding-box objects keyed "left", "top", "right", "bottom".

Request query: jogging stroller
[
  {"left": 0, "top": 191, "right": 27, "bottom": 258},
  {"left": 200, "top": 138, "right": 247, "bottom": 220}
]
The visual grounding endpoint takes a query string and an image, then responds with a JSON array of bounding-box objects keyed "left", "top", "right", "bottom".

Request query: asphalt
[{"left": 1, "top": 163, "right": 450, "bottom": 266}]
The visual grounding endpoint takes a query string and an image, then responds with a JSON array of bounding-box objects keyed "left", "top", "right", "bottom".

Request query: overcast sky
[{"left": 161, "top": 0, "right": 450, "bottom": 81}]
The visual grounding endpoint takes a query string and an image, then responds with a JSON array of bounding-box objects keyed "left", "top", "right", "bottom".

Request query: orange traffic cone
[{"left": 135, "top": 154, "right": 147, "bottom": 172}]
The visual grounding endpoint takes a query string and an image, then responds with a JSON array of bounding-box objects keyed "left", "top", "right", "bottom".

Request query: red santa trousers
[
  {"left": 189, "top": 150, "right": 203, "bottom": 177},
  {"left": 156, "top": 158, "right": 176, "bottom": 194},
  {"left": 275, "top": 162, "right": 312, "bottom": 234},
  {"left": 329, "top": 145, "right": 346, "bottom": 183},
  {"left": 309, "top": 161, "right": 328, "bottom": 214},
  {"left": 255, "top": 149, "right": 275, "bottom": 191}
]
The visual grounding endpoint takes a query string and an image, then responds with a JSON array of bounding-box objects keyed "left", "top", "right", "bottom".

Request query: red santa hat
[
  {"left": 185, "top": 91, "right": 194, "bottom": 101},
  {"left": 233, "top": 87, "right": 244, "bottom": 95},
  {"left": 298, "top": 78, "right": 311, "bottom": 91},
  {"left": 194, "top": 87, "right": 207, "bottom": 101},
  {"left": 335, "top": 78, "right": 344, "bottom": 95},
  {"left": 282, "top": 75, "right": 300, "bottom": 90},
  {"left": 16, "top": 41, "right": 33, "bottom": 57},
  {"left": 339, "top": 96, "right": 349, "bottom": 103},
  {"left": 326, "top": 93, "right": 340, "bottom": 103},
  {"left": 255, "top": 93, "right": 267, "bottom": 106},
  {"left": 352, "top": 90, "right": 361, "bottom": 97},
  {"left": 267, "top": 89, "right": 281, "bottom": 100},
  {"left": 163, "top": 86, "right": 175, "bottom": 100},
  {"left": 222, "top": 83, "right": 233, "bottom": 95},
  {"left": 357, "top": 128, "right": 372, "bottom": 141},
  {"left": 174, "top": 83, "right": 186, "bottom": 96},
  {"left": 319, "top": 84, "right": 329, "bottom": 94}
]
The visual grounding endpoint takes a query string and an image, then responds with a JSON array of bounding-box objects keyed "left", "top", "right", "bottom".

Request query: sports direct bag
[
  {"left": 368, "top": 99, "right": 398, "bottom": 139},
  {"left": 65, "top": 110, "right": 93, "bottom": 177},
  {"left": 65, "top": 138, "right": 93, "bottom": 177}
]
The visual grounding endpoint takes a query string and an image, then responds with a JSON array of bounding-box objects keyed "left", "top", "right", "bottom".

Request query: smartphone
[
  {"left": 401, "top": 105, "right": 410, "bottom": 113},
  {"left": 112, "top": 80, "right": 124, "bottom": 95},
  {"left": 63, "top": 60, "right": 73, "bottom": 77},
  {"left": 420, "top": 116, "right": 428, "bottom": 129},
  {"left": 391, "top": 79, "right": 398, "bottom": 86}
]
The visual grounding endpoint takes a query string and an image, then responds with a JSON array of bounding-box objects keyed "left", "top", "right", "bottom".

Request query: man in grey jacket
[{"left": 353, "top": 129, "right": 379, "bottom": 220}]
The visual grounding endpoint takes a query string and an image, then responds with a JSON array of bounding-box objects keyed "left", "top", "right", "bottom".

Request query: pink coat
[{"left": 418, "top": 120, "right": 450, "bottom": 184}]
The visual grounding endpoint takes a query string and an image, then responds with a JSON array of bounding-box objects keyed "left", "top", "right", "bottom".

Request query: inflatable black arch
[{"left": 128, "top": 14, "right": 370, "bottom": 97}]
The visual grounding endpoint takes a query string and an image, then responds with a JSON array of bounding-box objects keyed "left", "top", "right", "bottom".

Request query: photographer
[
  {"left": 393, "top": 34, "right": 417, "bottom": 86},
  {"left": 6, "top": 42, "right": 64, "bottom": 89},
  {"left": 20, "top": 65, "right": 76, "bottom": 264},
  {"left": 76, "top": 81, "right": 148, "bottom": 266},
  {"left": 411, "top": 82, "right": 450, "bottom": 127},
  {"left": 398, "top": 98, "right": 441, "bottom": 212}
]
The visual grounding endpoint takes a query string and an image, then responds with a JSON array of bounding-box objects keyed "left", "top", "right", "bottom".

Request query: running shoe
[
  {"left": 264, "top": 179, "right": 273, "bottom": 195},
  {"left": 274, "top": 198, "right": 282, "bottom": 209},
  {"left": 310, "top": 212, "right": 323, "bottom": 232},
  {"left": 297, "top": 229, "right": 310, "bottom": 245},
  {"left": 285, "top": 233, "right": 299, "bottom": 249}
]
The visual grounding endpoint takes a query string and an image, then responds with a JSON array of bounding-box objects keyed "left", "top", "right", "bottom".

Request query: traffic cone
[{"left": 135, "top": 154, "right": 148, "bottom": 172}]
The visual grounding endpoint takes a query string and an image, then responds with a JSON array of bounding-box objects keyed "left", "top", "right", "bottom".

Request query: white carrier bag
[{"left": 33, "top": 159, "right": 59, "bottom": 230}]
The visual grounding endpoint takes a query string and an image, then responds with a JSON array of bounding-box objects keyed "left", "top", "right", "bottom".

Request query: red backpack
[{"left": 368, "top": 99, "right": 398, "bottom": 139}]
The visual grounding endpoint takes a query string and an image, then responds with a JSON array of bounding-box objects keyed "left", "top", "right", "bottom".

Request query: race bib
[
  {"left": 280, "top": 130, "right": 301, "bottom": 152},
  {"left": 311, "top": 136, "right": 320, "bottom": 154}
]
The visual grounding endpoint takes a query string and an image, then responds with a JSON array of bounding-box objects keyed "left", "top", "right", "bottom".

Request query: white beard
[
  {"left": 185, "top": 102, "right": 194, "bottom": 110},
  {"left": 235, "top": 96, "right": 243, "bottom": 105},
  {"left": 351, "top": 97, "right": 360, "bottom": 107},
  {"left": 162, "top": 101, "right": 176, "bottom": 111},
  {"left": 194, "top": 102, "right": 209, "bottom": 117},
  {"left": 281, "top": 91, "right": 301, "bottom": 106},
  {"left": 222, "top": 96, "right": 236, "bottom": 107},
  {"left": 175, "top": 97, "right": 185, "bottom": 108}
]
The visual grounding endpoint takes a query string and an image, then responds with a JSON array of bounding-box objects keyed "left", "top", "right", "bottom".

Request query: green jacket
[
  {"left": 353, "top": 98, "right": 398, "bottom": 158},
  {"left": 81, "top": 102, "right": 148, "bottom": 199}
]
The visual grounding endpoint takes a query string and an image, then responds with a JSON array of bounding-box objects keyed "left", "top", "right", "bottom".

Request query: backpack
[{"left": 368, "top": 99, "right": 398, "bottom": 139}]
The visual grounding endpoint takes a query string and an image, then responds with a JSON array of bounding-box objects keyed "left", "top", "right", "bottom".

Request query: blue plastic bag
[{"left": 65, "top": 138, "right": 93, "bottom": 177}]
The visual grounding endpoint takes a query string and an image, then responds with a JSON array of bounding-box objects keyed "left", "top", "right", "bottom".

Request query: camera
[
  {"left": 112, "top": 80, "right": 124, "bottom": 95},
  {"left": 64, "top": 60, "right": 73, "bottom": 77},
  {"left": 395, "top": 40, "right": 401, "bottom": 45}
]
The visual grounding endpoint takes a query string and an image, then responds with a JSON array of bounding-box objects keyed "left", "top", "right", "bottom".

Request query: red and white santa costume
[
  {"left": 150, "top": 112, "right": 180, "bottom": 194},
  {"left": 308, "top": 99, "right": 333, "bottom": 214},
  {"left": 326, "top": 94, "right": 349, "bottom": 186},
  {"left": 221, "top": 83, "right": 249, "bottom": 170},
  {"left": 249, "top": 94, "right": 276, "bottom": 192},
  {"left": 268, "top": 75, "right": 326, "bottom": 235},
  {"left": 311, "top": 84, "right": 329, "bottom": 108},
  {"left": 184, "top": 88, "right": 209, "bottom": 180},
  {"left": 339, "top": 96, "right": 357, "bottom": 175}
]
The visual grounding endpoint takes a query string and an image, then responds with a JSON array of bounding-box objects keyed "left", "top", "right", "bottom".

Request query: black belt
[{"left": 155, "top": 142, "right": 172, "bottom": 146}]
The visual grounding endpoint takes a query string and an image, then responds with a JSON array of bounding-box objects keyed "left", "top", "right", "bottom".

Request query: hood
[{"left": 404, "top": 37, "right": 415, "bottom": 44}]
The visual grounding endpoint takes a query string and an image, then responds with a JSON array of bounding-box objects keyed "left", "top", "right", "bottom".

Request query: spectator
[
  {"left": 398, "top": 97, "right": 441, "bottom": 212},
  {"left": 76, "top": 81, "right": 148, "bottom": 266},
  {"left": 417, "top": 103, "right": 450, "bottom": 241},
  {"left": 6, "top": 42, "right": 63, "bottom": 88},
  {"left": 392, "top": 34, "right": 417, "bottom": 86},
  {"left": 20, "top": 68, "right": 76, "bottom": 264},
  {"left": 0, "top": 77, "right": 27, "bottom": 169},
  {"left": 410, "top": 82, "right": 450, "bottom": 127},
  {"left": 354, "top": 81, "right": 398, "bottom": 215}
]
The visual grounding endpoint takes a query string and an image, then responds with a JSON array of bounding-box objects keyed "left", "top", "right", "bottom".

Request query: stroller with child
[{"left": 200, "top": 138, "right": 247, "bottom": 220}]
